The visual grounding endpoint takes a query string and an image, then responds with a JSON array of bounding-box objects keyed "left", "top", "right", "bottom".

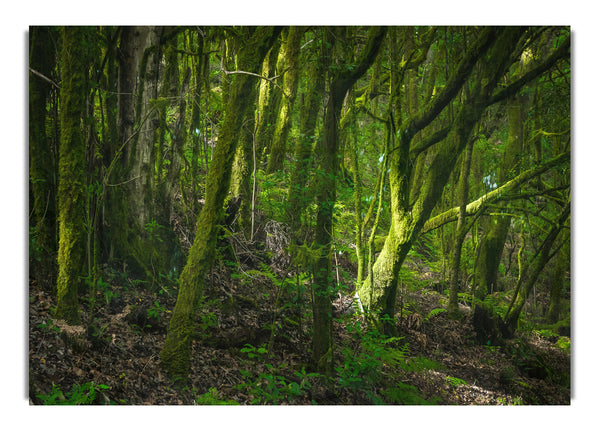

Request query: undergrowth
[{"left": 36, "top": 381, "right": 111, "bottom": 405}]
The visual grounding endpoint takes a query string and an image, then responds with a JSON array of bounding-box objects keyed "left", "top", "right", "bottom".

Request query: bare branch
[
  {"left": 29, "top": 67, "right": 60, "bottom": 89},
  {"left": 221, "top": 67, "right": 288, "bottom": 98}
]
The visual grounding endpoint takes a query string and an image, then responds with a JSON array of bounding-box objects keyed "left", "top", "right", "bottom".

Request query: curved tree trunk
[
  {"left": 503, "top": 204, "right": 570, "bottom": 334},
  {"left": 160, "top": 27, "right": 281, "bottom": 378},
  {"left": 447, "top": 138, "right": 474, "bottom": 318},
  {"left": 357, "top": 28, "right": 527, "bottom": 330},
  {"left": 473, "top": 94, "right": 523, "bottom": 300}
]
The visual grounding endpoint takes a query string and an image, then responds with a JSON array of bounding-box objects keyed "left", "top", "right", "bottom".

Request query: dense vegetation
[{"left": 29, "top": 25, "right": 570, "bottom": 406}]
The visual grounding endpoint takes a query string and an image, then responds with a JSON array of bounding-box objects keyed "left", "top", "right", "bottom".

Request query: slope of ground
[{"left": 29, "top": 255, "right": 570, "bottom": 405}]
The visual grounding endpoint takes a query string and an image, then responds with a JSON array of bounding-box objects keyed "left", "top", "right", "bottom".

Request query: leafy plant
[
  {"left": 446, "top": 376, "right": 468, "bottom": 388},
  {"left": 146, "top": 301, "right": 167, "bottom": 319},
  {"left": 427, "top": 308, "right": 447, "bottom": 320},
  {"left": 236, "top": 365, "right": 318, "bottom": 405},
  {"left": 36, "top": 381, "right": 110, "bottom": 405},
  {"left": 36, "top": 318, "right": 61, "bottom": 334},
  {"left": 96, "top": 277, "right": 117, "bottom": 305},
  {"left": 144, "top": 219, "right": 164, "bottom": 243},
  {"left": 336, "top": 324, "right": 409, "bottom": 402},
  {"left": 556, "top": 336, "right": 570, "bottom": 353},
  {"left": 383, "top": 381, "right": 440, "bottom": 405},
  {"left": 196, "top": 387, "right": 239, "bottom": 405},
  {"left": 240, "top": 343, "right": 268, "bottom": 361},
  {"left": 198, "top": 311, "right": 218, "bottom": 332}
]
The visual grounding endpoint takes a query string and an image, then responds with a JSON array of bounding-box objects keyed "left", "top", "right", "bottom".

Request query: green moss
[
  {"left": 54, "top": 27, "right": 87, "bottom": 325},
  {"left": 161, "top": 27, "right": 280, "bottom": 378}
]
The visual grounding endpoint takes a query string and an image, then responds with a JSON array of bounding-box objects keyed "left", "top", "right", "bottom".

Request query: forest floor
[{"left": 28, "top": 248, "right": 570, "bottom": 405}]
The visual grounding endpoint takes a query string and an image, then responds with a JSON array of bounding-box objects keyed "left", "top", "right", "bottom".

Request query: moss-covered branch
[{"left": 422, "top": 151, "right": 570, "bottom": 233}]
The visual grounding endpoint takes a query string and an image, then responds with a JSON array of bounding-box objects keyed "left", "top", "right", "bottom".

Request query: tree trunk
[
  {"left": 29, "top": 26, "right": 58, "bottom": 291},
  {"left": 54, "top": 26, "right": 88, "bottom": 324},
  {"left": 160, "top": 27, "right": 280, "bottom": 378},
  {"left": 255, "top": 36, "right": 282, "bottom": 165},
  {"left": 547, "top": 229, "right": 569, "bottom": 323},
  {"left": 473, "top": 93, "right": 523, "bottom": 300},
  {"left": 357, "top": 28, "right": 526, "bottom": 328},
  {"left": 287, "top": 27, "right": 326, "bottom": 241},
  {"left": 107, "top": 26, "right": 164, "bottom": 278},
  {"left": 267, "top": 26, "right": 303, "bottom": 173},
  {"left": 448, "top": 138, "right": 474, "bottom": 318},
  {"left": 311, "top": 26, "right": 387, "bottom": 371},
  {"left": 230, "top": 107, "right": 255, "bottom": 237},
  {"left": 504, "top": 204, "right": 570, "bottom": 333}
]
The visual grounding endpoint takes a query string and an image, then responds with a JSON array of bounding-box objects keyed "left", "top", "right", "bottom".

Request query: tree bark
[
  {"left": 106, "top": 26, "right": 168, "bottom": 278},
  {"left": 160, "top": 27, "right": 280, "bottom": 378},
  {"left": 267, "top": 26, "right": 303, "bottom": 173},
  {"left": 473, "top": 90, "right": 524, "bottom": 300},
  {"left": 287, "top": 27, "right": 326, "bottom": 241},
  {"left": 448, "top": 138, "right": 474, "bottom": 318},
  {"left": 357, "top": 28, "right": 528, "bottom": 328},
  {"left": 29, "top": 26, "right": 58, "bottom": 291},
  {"left": 547, "top": 229, "right": 569, "bottom": 323},
  {"left": 54, "top": 26, "right": 88, "bottom": 324},
  {"left": 503, "top": 203, "right": 570, "bottom": 333},
  {"left": 311, "top": 26, "right": 387, "bottom": 371}
]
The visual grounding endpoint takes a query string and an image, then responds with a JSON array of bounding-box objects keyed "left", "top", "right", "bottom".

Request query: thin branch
[
  {"left": 221, "top": 67, "right": 288, "bottom": 98},
  {"left": 488, "top": 34, "right": 570, "bottom": 105},
  {"left": 105, "top": 175, "right": 142, "bottom": 188},
  {"left": 29, "top": 67, "right": 60, "bottom": 89},
  {"left": 528, "top": 128, "right": 570, "bottom": 142}
]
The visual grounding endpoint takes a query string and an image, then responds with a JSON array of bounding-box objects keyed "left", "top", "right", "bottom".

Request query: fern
[
  {"left": 446, "top": 376, "right": 468, "bottom": 388},
  {"left": 427, "top": 308, "right": 447, "bottom": 320},
  {"left": 196, "top": 387, "right": 239, "bottom": 405}
]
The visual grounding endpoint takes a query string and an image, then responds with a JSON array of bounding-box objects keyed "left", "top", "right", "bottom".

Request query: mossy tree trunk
[
  {"left": 503, "top": 203, "right": 570, "bottom": 334},
  {"left": 255, "top": 36, "right": 282, "bottom": 165},
  {"left": 447, "top": 137, "right": 474, "bottom": 318},
  {"left": 160, "top": 27, "right": 281, "bottom": 379},
  {"left": 230, "top": 32, "right": 259, "bottom": 238},
  {"left": 230, "top": 107, "right": 255, "bottom": 237},
  {"left": 266, "top": 26, "right": 303, "bottom": 174},
  {"left": 106, "top": 26, "right": 172, "bottom": 279},
  {"left": 287, "top": 27, "right": 327, "bottom": 242},
  {"left": 357, "top": 28, "right": 535, "bottom": 328},
  {"left": 347, "top": 95, "right": 367, "bottom": 287},
  {"left": 29, "top": 26, "right": 59, "bottom": 291},
  {"left": 547, "top": 228, "right": 570, "bottom": 323},
  {"left": 311, "top": 26, "right": 387, "bottom": 372},
  {"left": 54, "top": 26, "right": 88, "bottom": 324},
  {"left": 473, "top": 93, "right": 523, "bottom": 301},
  {"left": 188, "top": 28, "right": 209, "bottom": 215}
]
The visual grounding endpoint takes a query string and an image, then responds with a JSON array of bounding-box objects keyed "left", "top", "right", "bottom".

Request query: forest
[{"left": 28, "top": 25, "right": 571, "bottom": 406}]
